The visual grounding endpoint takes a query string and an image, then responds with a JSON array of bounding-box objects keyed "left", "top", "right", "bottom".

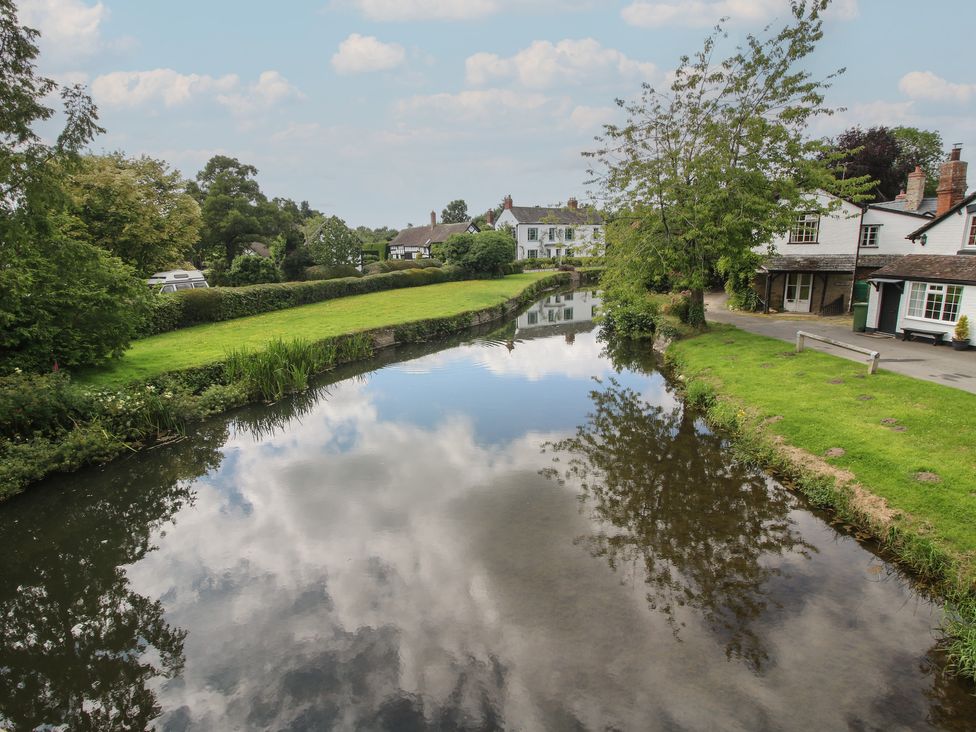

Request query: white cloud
[
  {"left": 568, "top": 105, "right": 615, "bottom": 132},
  {"left": 91, "top": 69, "right": 301, "bottom": 114},
  {"left": 18, "top": 0, "right": 106, "bottom": 54},
  {"left": 621, "top": 0, "right": 857, "bottom": 28},
  {"left": 465, "top": 39, "right": 655, "bottom": 89},
  {"left": 898, "top": 71, "right": 976, "bottom": 104},
  {"left": 396, "top": 89, "right": 553, "bottom": 121},
  {"left": 331, "top": 33, "right": 406, "bottom": 74},
  {"left": 92, "top": 69, "right": 238, "bottom": 108},
  {"left": 348, "top": 0, "right": 500, "bottom": 20},
  {"left": 217, "top": 70, "right": 304, "bottom": 115}
]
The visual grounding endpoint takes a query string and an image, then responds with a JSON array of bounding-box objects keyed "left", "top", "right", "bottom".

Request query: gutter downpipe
[{"left": 849, "top": 205, "right": 866, "bottom": 313}]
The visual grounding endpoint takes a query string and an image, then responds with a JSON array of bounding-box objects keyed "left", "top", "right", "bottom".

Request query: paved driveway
[{"left": 704, "top": 293, "right": 976, "bottom": 393}]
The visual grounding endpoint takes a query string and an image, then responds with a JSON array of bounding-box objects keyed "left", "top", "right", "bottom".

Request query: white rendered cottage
[
  {"left": 494, "top": 196, "right": 604, "bottom": 260},
  {"left": 864, "top": 147, "right": 976, "bottom": 341}
]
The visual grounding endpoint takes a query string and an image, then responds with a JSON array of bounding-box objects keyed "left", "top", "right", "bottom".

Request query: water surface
[{"left": 1, "top": 289, "right": 974, "bottom": 730}]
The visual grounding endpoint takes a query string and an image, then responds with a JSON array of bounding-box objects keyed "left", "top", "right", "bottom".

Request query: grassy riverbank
[
  {"left": 668, "top": 324, "right": 976, "bottom": 678},
  {"left": 80, "top": 273, "right": 552, "bottom": 386}
]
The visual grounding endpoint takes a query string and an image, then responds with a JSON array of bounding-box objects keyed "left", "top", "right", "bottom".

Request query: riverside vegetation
[
  {"left": 666, "top": 324, "right": 976, "bottom": 681},
  {"left": 0, "top": 272, "right": 575, "bottom": 501}
]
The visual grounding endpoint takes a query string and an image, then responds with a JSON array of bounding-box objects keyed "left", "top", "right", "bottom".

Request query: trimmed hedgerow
[
  {"left": 138, "top": 265, "right": 464, "bottom": 337},
  {"left": 364, "top": 258, "right": 443, "bottom": 275},
  {"left": 520, "top": 256, "right": 605, "bottom": 270},
  {"left": 305, "top": 264, "right": 363, "bottom": 281}
]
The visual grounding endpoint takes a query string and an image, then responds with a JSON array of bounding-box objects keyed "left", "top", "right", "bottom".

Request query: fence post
[
  {"left": 868, "top": 352, "right": 880, "bottom": 375},
  {"left": 795, "top": 332, "right": 805, "bottom": 353}
]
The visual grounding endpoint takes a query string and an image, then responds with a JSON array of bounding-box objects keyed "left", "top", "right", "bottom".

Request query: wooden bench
[{"left": 900, "top": 327, "right": 946, "bottom": 346}]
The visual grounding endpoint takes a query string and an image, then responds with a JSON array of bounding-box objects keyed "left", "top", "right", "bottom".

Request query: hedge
[
  {"left": 364, "top": 259, "right": 443, "bottom": 274},
  {"left": 138, "top": 266, "right": 464, "bottom": 337},
  {"left": 520, "top": 256, "right": 605, "bottom": 270},
  {"left": 305, "top": 264, "right": 364, "bottom": 281}
]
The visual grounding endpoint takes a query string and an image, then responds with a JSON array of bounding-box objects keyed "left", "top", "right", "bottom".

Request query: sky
[{"left": 20, "top": 0, "right": 976, "bottom": 228}]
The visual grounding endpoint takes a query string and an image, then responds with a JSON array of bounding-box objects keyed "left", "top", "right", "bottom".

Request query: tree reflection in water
[
  {"left": 543, "top": 376, "right": 814, "bottom": 671},
  {"left": 0, "top": 424, "right": 226, "bottom": 730}
]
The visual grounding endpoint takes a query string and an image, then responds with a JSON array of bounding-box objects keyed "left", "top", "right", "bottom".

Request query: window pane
[
  {"left": 943, "top": 285, "right": 963, "bottom": 321},
  {"left": 564, "top": 308, "right": 574, "bottom": 320},
  {"left": 968, "top": 218, "right": 976, "bottom": 247},
  {"left": 907, "top": 282, "right": 925, "bottom": 317},
  {"left": 924, "top": 285, "right": 944, "bottom": 320}
]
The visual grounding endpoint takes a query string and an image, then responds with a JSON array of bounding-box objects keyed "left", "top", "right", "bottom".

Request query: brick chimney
[
  {"left": 430, "top": 210, "right": 437, "bottom": 227},
  {"left": 567, "top": 196, "right": 578, "bottom": 211},
  {"left": 904, "top": 166, "right": 926, "bottom": 212},
  {"left": 503, "top": 195, "right": 513, "bottom": 210},
  {"left": 486, "top": 209, "right": 494, "bottom": 227},
  {"left": 936, "top": 145, "right": 967, "bottom": 217}
]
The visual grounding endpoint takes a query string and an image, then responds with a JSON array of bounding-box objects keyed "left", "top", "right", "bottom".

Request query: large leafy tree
[
  {"left": 303, "top": 214, "right": 361, "bottom": 267},
  {"left": 63, "top": 153, "right": 202, "bottom": 275},
  {"left": 189, "top": 155, "right": 277, "bottom": 266},
  {"left": 441, "top": 230, "right": 514, "bottom": 277},
  {"left": 441, "top": 198, "right": 469, "bottom": 224},
  {"left": 588, "top": 1, "right": 872, "bottom": 326},
  {"left": 0, "top": 0, "right": 149, "bottom": 373},
  {"left": 892, "top": 126, "right": 945, "bottom": 196},
  {"left": 824, "top": 126, "right": 907, "bottom": 201}
]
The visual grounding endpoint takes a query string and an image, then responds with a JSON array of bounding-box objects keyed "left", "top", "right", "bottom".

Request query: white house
[
  {"left": 864, "top": 147, "right": 975, "bottom": 340},
  {"left": 388, "top": 211, "right": 478, "bottom": 260},
  {"left": 494, "top": 195, "right": 604, "bottom": 260},
  {"left": 516, "top": 290, "right": 603, "bottom": 333},
  {"left": 755, "top": 191, "right": 932, "bottom": 314}
]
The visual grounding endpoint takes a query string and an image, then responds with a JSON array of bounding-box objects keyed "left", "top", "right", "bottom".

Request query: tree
[
  {"left": 189, "top": 155, "right": 277, "bottom": 266},
  {"left": 441, "top": 199, "right": 469, "bottom": 224},
  {"left": 303, "top": 214, "right": 361, "bottom": 267},
  {"left": 441, "top": 230, "right": 514, "bottom": 277},
  {"left": 62, "top": 154, "right": 202, "bottom": 275},
  {"left": 588, "top": 1, "right": 873, "bottom": 326},
  {"left": 0, "top": 1, "right": 150, "bottom": 373},
  {"left": 825, "top": 126, "right": 907, "bottom": 201},
  {"left": 892, "top": 126, "right": 945, "bottom": 196}
]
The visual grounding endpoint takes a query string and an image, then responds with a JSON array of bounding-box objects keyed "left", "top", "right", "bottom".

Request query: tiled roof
[
  {"left": 871, "top": 254, "right": 976, "bottom": 285},
  {"left": 869, "top": 198, "right": 938, "bottom": 217},
  {"left": 762, "top": 255, "right": 856, "bottom": 272},
  {"left": 907, "top": 192, "right": 976, "bottom": 240},
  {"left": 247, "top": 242, "right": 271, "bottom": 258},
  {"left": 390, "top": 221, "right": 475, "bottom": 247},
  {"left": 507, "top": 206, "right": 604, "bottom": 225},
  {"left": 857, "top": 254, "right": 902, "bottom": 268}
]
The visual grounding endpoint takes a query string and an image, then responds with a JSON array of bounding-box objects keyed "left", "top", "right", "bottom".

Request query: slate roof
[
  {"left": 389, "top": 221, "right": 475, "bottom": 247},
  {"left": 246, "top": 242, "right": 271, "bottom": 258},
  {"left": 869, "top": 198, "right": 938, "bottom": 217},
  {"left": 761, "top": 255, "right": 856, "bottom": 272},
  {"left": 870, "top": 254, "right": 976, "bottom": 285},
  {"left": 856, "top": 254, "right": 902, "bottom": 268},
  {"left": 907, "top": 192, "right": 976, "bottom": 240},
  {"left": 506, "top": 206, "right": 604, "bottom": 225}
]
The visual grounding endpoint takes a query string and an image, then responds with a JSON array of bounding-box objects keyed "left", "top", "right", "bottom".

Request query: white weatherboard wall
[
  {"left": 866, "top": 281, "right": 976, "bottom": 338},
  {"left": 861, "top": 208, "right": 929, "bottom": 256},
  {"left": 912, "top": 207, "right": 976, "bottom": 255},
  {"left": 762, "top": 193, "right": 862, "bottom": 256}
]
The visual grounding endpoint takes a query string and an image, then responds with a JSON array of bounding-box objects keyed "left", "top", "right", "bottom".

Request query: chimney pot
[
  {"left": 936, "top": 146, "right": 967, "bottom": 217},
  {"left": 567, "top": 196, "right": 578, "bottom": 211},
  {"left": 503, "top": 195, "right": 513, "bottom": 210}
]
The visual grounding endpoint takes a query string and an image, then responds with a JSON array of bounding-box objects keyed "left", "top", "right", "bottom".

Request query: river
[{"left": 1, "top": 288, "right": 974, "bottom": 730}]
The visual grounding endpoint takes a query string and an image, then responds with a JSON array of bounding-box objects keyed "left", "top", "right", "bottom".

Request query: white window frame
[
  {"left": 527, "top": 227, "right": 539, "bottom": 241},
  {"left": 548, "top": 227, "right": 558, "bottom": 241},
  {"left": 565, "top": 227, "right": 575, "bottom": 240},
  {"left": 859, "top": 224, "right": 881, "bottom": 248},
  {"left": 789, "top": 212, "right": 820, "bottom": 244},
  {"left": 906, "top": 282, "right": 964, "bottom": 323},
  {"left": 527, "top": 249, "right": 538, "bottom": 259},
  {"left": 966, "top": 215, "right": 976, "bottom": 248}
]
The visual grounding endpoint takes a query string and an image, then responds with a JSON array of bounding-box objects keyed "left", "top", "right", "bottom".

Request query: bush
[
  {"left": 364, "top": 259, "right": 443, "bottom": 275},
  {"left": 224, "top": 255, "right": 279, "bottom": 286},
  {"left": 0, "top": 371, "right": 84, "bottom": 440},
  {"left": 305, "top": 264, "right": 363, "bottom": 281},
  {"left": 281, "top": 248, "right": 314, "bottom": 281},
  {"left": 138, "top": 265, "right": 465, "bottom": 335},
  {"left": 519, "top": 256, "right": 605, "bottom": 270},
  {"left": 442, "top": 231, "right": 514, "bottom": 277}
]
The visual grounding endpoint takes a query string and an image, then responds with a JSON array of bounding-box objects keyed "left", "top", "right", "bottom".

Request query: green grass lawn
[
  {"left": 670, "top": 325, "right": 976, "bottom": 569},
  {"left": 80, "top": 273, "right": 552, "bottom": 387}
]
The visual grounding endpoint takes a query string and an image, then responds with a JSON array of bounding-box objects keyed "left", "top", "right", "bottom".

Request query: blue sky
[{"left": 22, "top": 0, "right": 976, "bottom": 227}]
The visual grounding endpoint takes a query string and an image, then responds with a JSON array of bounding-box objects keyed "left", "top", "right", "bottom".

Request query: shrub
[
  {"left": 364, "top": 259, "right": 443, "bottom": 275},
  {"left": 602, "top": 295, "right": 660, "bottom": 338},
  {"left": 442, "top": 231, "right": 514, "bottom": 277},
  {"left": 224, "top": 255, "right": 279, "bottom": 286},
  {"left": 663, "top": 291, "right": 692, "bottom": 323},
  {"left": 281, "top": 248, "right": 314, "bottom": 281},
  {"left": 954, "top": 315, "right": 970, "bottom": 342},
  {"left": 0, "top": 371, "right": 84, "bottom": 440},
  {"left": 305, "top": 264, "right": 363, "bottom": 281}
]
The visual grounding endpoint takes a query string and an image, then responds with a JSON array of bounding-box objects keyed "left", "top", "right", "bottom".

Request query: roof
[
  {"left": 870, "top": 254, "right": 976, "bottom": 285},
  {"left": 907, "top": 192, "right": 976, "bottom": 240},
  {"left": 867, "top": 198, "right": 937, "bottom": 218},
  {"left": 856, "top": 254, "right": 902, "bottom": 269},
  {"left": 761, "top": 255, "right": 856, "bottom": 273},
  {"left": 506, "top": 206, "right": 604, "bottom": 225},
  {"left": 389, "top": 221, "right": 476, "bottom": 247},
  {"left": 246, "top": 242, "right": 271, "bottom": 258}
]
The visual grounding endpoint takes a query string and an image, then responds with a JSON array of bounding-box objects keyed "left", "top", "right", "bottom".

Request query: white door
[{"left": 784, "top": 273, "right": 813, "bottom": 312}]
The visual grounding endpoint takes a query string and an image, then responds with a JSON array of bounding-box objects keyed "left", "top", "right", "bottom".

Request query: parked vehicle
[{"left": 147, "top": 269, "right": 210, "bottom": 294}]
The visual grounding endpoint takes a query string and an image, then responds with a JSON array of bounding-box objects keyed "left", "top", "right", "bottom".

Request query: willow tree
[{"left": 588, "top": 0, "right": 872, "bottom": 326}]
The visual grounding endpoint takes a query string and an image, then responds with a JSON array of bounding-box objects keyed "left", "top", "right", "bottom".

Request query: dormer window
[
  {"left": 967, "top": 216, "right": 976, "bottom": 248},
  {"left": 789, "top": 212, "right": 820, "bottom": 244}
]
